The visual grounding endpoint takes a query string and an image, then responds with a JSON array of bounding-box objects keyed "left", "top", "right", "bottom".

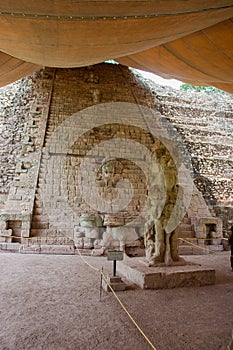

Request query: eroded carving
[{"left": 145, "top": 143, "right": 186, "bottom": 267}]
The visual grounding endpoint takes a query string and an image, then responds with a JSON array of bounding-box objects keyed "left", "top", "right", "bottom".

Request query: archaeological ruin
[
  {"left": 1, "top": 3, "right": 233, "bottom": 349},
  {"left": 0, "top": 63, "right": 232, "bottom": 268}
]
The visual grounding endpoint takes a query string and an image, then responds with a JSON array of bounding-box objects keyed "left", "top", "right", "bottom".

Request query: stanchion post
[
  {"left": 113, "top": 260, "right": 116, "bottom": 276},
  {"left": 99, "top": 267, "right": 103, "bottom": 302}
]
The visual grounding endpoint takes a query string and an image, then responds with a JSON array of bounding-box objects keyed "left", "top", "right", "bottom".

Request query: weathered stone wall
[
  {"left": 137, "top": 73, "right": 233, "bottom": 230},
  {"left": 29, "top": 65, "right": 223, "bottom": 252},
  {"left": 0, "top": 63, "right": 231, "bottom": 247},
  {"left": 32, "top": 64, "right": 166, "bottom": 245},
  {"left": 0, "top": 68, "right": 55, "bottom": 242},
  {"left": 0, "top": 77, "right": 36, "bottom": 209}
]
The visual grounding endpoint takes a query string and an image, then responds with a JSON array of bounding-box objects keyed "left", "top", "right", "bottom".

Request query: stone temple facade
[{"left": 0, "top": 63, "right": 232, "bottom": 256}]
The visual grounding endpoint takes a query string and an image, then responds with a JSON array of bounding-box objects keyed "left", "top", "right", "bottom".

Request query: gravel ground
[{"left": 0, "top": 251, "right": 232, "bottom": 350}]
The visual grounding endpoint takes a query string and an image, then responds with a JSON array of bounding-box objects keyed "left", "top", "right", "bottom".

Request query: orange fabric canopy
[{"left": 0, "top": 1, "right": 232, "bottom": 92}]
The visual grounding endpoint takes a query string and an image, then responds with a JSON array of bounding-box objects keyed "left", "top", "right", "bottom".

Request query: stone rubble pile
[{"left": 0, "top": 77, "right": 37, "bottom": 210}]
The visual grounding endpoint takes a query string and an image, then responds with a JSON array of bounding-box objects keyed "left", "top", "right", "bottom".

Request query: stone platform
[{"left": 117, "top": 257, "right": 215, "bottom": 289}]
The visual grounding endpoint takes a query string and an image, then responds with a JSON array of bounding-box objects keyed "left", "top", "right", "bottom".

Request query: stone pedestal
[
  {"left": 102, "top": 275, "right": 126, "bottom": 292},
  {"left": 117, "top": 257, "right": 215, "bottom": 289}
]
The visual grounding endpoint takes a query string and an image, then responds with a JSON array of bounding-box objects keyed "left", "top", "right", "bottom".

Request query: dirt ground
[{"left": 0, "top": 251, "right": 232, "bottom": 350}]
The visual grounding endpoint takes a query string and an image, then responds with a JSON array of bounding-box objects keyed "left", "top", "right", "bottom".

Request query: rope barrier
[
  {"left": 0, "top": 234, "right": 227, "bottom": 241},
  {"left": 0, "top": 233, "right": 230, "bottom": 257},
  {"left": 0, "top": 233, "right": 158, "bottom": 348},
  {"left": 75, "top": 246, "right": 158, "bottom": 350},
  {"left": 178, "top": 238, "right": 215, "bottom": 254},
  {"left": 0, "top": 234, "right": 228, "bottom": 254},
  {"left": 0, "top": 232, "right": 231, "bottom": 348},
  {"left": 0, "top": 234, "right": 73, "bottom": 242},
  {"left": 178, "top": 236, "right": 229, "bottom": 254}
]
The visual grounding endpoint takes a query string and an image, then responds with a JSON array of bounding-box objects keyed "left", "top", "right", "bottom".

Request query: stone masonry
[
  {"left": 0, "top": 63, "right": 231, "bottom": 254},
  {"left": 0, "top": 69, "right": 54, "bottom": 246},
  {"left": 136, "top": 72, "right": 233, "bottom": 232}
]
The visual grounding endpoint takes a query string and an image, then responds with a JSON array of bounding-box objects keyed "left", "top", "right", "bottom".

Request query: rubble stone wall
[
  {"left": 0, "top": 68, "right": 55, "bottom": 242},
  {"left": 0, "top": 78, "right": 36, "bottom": 208},
  {"left": 137, "top": 73, "right": 233, "bottom": 230}
]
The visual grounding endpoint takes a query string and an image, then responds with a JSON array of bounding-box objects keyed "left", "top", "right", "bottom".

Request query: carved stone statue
[
  {"left": 145, "top": 143, "right": 186, "bottom": 267},
  {"left": 96, "top": 158, "right": 124, "bottom": 202}
]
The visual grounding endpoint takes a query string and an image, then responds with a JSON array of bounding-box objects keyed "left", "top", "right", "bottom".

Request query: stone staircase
[
  {"left": 30, "top": 120, "right": 53, "bottom": 242},
  {"left": 178, "top": 215, "right": 199, "bottom": 255},
  {"left": 31, "top": 176, "right": 50, "bottom": 242},
  {"left": 178, "top": 214, "right": 224, "bottom": 255}
]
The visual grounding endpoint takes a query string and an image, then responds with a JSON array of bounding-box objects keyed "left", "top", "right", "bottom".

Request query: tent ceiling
[
  {"left": 0, "top": 52, "right": 41, "bottom": 87},
  {"left": 118, "top": 18, "right": 233, "bottom": 93},
  {"left": 0, "top": 1, "right": 233, "bottom": 93}
]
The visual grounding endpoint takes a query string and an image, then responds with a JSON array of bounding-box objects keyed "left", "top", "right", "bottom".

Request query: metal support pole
[
  {"left": 99, "top": 267, "right": 103, "bottom": 301},
  {"left": 113, "top": 260, "right": 116, "bottom": 276}
]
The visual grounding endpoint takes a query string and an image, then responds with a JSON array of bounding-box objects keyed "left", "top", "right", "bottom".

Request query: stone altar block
[{"left": 117, "top": 257, "right": 215, "bottom": 289}]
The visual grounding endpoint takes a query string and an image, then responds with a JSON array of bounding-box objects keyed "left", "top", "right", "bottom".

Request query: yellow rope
[
  {"left": 0, "top": 235, "right": 157, "bottom": 349},
  {"left": 75, "top": 247, "right": 158, "bottom": 350},
  {"left": 178, "top": 237, "right": 216, "bottom": 253},
  {"left": 0, "top": 233, "right": 230, "bottom": 349},
  {"left": 0, "top": 233, "right": 229, "bottom": 257},
  {"left": 76, "top": 246, "right": 100, "bottom": 272},
  {"left": 0, "top": 234, "right": 73, "bottom": 242},
  {"left": 0, "top": 234, "right": 226, "bottom": 241},
  {"left": 178, "top": 237, "right": 224, "bottom": 241}
]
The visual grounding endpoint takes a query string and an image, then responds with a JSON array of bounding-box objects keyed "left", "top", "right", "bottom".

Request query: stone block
[
  {"left": 19, "top": 244, "right": 41, "bottom": 254},
  {"left": 91, "top": 247, "right": 105, "bottom": 256},
  {"left": 210, "top": 239, "right": 222, "bottom": 245},
  {"left": 117, "top": 257, "right": 215, "bottom": 289},
  {"left": 178, "top": 245, "right": 193, "bottom": 255},
  {"left": 21, "top": 229, "right": 30, "bottom": 237},
  {"left": 197, "top": 239, "right": 205, "bottom": 245},
  {"left": 102, "top": 275, "right": 126, "bottom": 292},
  {"left": 208, "top": 244, "right": 224, "bottom": 252},
  {"left": 0, "top": 221, "right": 7, "bottom": 229},
  {"left": 0, "top": 243, "right": 20, "bottom": 251},
  {"left": 40, "top": 244, "right": 75, "bottom": 255},
  {"left": 0, "top": 229, "right": 13, "bottom": 242}
]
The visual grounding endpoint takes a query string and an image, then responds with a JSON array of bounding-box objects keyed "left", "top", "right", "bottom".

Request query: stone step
[
  {"left": 33, "top": 207, "right": 44, "bottom": 215},
  {"left": 207, "top": 244, "right": 224, "bottom": 252},
  {"left": 179, "top": 223, "right": 193, "bottom": 231},
  {"left": 31, "top": 221, "right": 49, "bottom": 229},
  {"left": 178, "top": 238, "right": 198, "bottom": 245},
  {"left": 34, "top": 196, "right": 43, "bottom": 203},
  {"left": 0, "top": 243, "right": 20, "bottom": 252},
  {"left": 19, "top": 244, "right": 75, "bottom": 255},
  {"left": 178, "top": 245, "right": 193, "bottom": 255},
  {"left": 181, "top": 217, "right": 190, "bottom": 224},
  {"left": 74, "top": 248, "right": 92, "bottom": 256},
  {"left": 179, "top": 230, "right": 195, "bottom": 238},
  {"left": 33, "top": 200, "right": 43, "bottom": 208},
  {"left": 178, "top": 245, "right": 209, "bottom": 255},
  {"left": 30, "top": 228, "right": 47, "bottom": 237},
  {"left": 19, "top": 244, "right": 41, "bottom": 254},
  {"left": 32, "top": 215, "right": 49, "bottom": 222}
]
